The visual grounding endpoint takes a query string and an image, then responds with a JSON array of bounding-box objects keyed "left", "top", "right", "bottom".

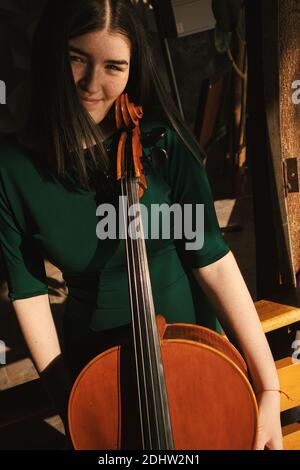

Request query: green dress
[{"left": 0, "top": 113, "right": 230, "bottom": 377}]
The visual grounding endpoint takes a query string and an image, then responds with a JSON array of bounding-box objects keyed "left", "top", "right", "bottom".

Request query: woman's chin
[{"left": 87, "top": 111, "right": 103, "bottom": 125}]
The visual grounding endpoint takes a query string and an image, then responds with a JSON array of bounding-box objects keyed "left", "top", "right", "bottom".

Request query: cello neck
[{"left": 119, "top": 137, "right": 174, "bottom": 450}]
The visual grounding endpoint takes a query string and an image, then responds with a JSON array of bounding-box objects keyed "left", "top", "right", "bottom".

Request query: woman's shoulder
[
  {"left": 140, "top": 107, "right": 178, "bottom": 153},
  {"left": 141, "top": 106, "right": 172, "bottom": 134},
  {"left": 140, "top": 108, "right": 197, "bottom": 156},
  {"left": 140, "top": 105, "right": 195, "bottom": 145}
]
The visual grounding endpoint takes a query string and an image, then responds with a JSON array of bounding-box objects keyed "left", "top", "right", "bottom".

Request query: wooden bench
[{"left": 255, "top": 298, "right": 300, "bottom": 450}]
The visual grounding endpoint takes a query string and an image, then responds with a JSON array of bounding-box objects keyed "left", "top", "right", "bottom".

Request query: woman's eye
[
  {"left": 70, "top": 55, "right": 85, "bottom": 64},
  {"left": 107, "top": 64, "right": 121, "bottom": 71}
]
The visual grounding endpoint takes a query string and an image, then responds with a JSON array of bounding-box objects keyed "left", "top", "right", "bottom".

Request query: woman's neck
[
  {"left": 16, "top": 110, "right": 117, "bottom": 151},
  {"left": 98, "top": 112, "right": 117, "bottom": 141}
]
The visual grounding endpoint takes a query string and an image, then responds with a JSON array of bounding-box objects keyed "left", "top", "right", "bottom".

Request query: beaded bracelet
[{"left": 256, "top": 389, "right": 291, "bottom": 400}]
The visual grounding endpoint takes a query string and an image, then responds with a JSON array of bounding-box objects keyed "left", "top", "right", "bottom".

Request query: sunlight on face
[{"left": 68, "top": 29, "right": 131, "bottom": 125}]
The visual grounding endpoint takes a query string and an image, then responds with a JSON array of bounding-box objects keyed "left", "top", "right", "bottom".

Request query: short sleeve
[
  {"left": 0, "top": 175, "right": 48, "bottom": 301},
  {"left": 165, "top": 127, "right": 230, "bottom": 269}
]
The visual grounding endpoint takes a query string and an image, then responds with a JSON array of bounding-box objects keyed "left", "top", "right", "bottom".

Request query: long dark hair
[{"left": 27, "top": 0, "right": 205, "bottom": 191}]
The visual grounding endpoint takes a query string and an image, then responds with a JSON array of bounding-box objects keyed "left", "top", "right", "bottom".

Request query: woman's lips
[{"left": 81, "top": 97, "right": 102, "bottom": 107}]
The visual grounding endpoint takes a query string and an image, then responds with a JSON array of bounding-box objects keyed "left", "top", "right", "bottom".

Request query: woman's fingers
[
  {"left": 254, "top": 432, "right": 284, "bottom": 450},
  {"left": 265, "top": 436, "right": 284, "bottom": 450}
]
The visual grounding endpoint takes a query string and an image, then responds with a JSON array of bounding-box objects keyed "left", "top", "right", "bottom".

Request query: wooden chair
[{"left": 255, "top": 293, "right": 300, "bottom": 450}]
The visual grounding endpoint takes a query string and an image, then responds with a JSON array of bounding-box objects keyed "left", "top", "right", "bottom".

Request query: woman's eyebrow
[
  {"left": 104, "top": 59, "right": 129, "bottom": 65},
  {"left": 68, "top": 46, "right": 128, "bottom": 65},
  {"left": 68, "top": 46, "right": 89, "bottom": 56}
]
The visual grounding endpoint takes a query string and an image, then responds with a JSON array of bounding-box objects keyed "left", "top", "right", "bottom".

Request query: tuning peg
[
  {"left": 150, "top": 147, "right": 168, "bottom": 167},
  {"left": 140, "top": 127, "right": 167, "bottom": 147}
]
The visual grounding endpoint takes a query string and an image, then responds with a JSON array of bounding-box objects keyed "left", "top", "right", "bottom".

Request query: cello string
[
  {"left": 128, "top": 147, "right": 173, "bottom": 448},
  {"left": 126, "top": 128, "right": 163, "bottom": 446},
  {"left": 130, "top": 176, "right": 164, "bottom": 447},
  {"left": 125, "top": 178, "right": 156, "bottom": 448},
  {"left": 116, "top": 97, "right": 172, "bottom": 448},
  {"left": 120, "top": 176, "right": 146, "bottom": 448},
  {"left": 121, "top": 152, "right": 152, "bottom": 447},
  {"left": 116, "top": 98, "right": 156, "bottom": 447},
  {"left": 120, "top": 105, "right": 164, "bottom": 447},
  {"left": 126, "top": 126, "right": 171, "bottom": 448},
  {"left": 127, "top": 175, "right": 160, "bottom": 447},
  {"left": 128, "top": 172, "right": 161, "bottom": 448}
]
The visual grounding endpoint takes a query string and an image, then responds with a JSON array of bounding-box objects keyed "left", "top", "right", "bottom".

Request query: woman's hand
[
  {"left": 254, "top": 390, "right": 283, "bottom": 450},
  {"left": 39, "top": 354, "right": 74, "bottom": 447}
]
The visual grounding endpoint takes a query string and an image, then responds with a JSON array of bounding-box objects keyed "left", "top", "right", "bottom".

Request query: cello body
[{"left": 68, "top": 316, "right": 258, "bottom": 450}]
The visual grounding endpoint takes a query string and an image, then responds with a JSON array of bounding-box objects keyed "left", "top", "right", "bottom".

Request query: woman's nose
[{"left": 78, "top": 64, "right": 103, "bottom": 95}]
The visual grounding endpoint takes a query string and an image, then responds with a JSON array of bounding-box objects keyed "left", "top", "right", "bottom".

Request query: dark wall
[
  {"left": 168, "top": 29, "right": 229, "bottom": 128},
  {"left": 0, "top": 0, "right": 47, "bottom": 135}
]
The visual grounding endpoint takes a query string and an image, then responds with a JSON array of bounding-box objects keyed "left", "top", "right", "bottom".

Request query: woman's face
[{"left": 68, "top": 29, "right": 131, "bottom": 125}]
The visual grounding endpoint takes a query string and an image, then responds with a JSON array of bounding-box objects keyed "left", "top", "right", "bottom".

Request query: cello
[{"left": 67, "top": 93, "right": 258, "bottom": 450}]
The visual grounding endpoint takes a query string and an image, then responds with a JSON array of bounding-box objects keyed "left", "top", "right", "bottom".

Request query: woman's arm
[
  {"left": 12, "top": 294, "right": 73, "bottom": 429},
  {"left": 13, "top": 294, "right": 62, "bottom": 372},
  {"left": 192, "top": 250, "right": 283, "bottom": 449}
]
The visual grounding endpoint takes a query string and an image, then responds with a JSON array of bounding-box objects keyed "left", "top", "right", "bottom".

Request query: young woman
[{"left": 0, "top": 0, "right": 282, "bottom": 449}]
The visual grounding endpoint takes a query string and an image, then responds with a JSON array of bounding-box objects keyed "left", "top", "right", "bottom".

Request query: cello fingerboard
[{"left": 119, "top": 132, "right": 174, "bottom": 450}]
